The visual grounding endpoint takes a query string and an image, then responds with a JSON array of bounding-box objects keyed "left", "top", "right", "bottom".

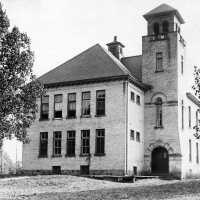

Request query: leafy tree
[
  {"left": 192, "top": 66, "right": 200, "bottom": 139},
  {"left": 0, "top": 3, "right": 44, "bottom": 146}
]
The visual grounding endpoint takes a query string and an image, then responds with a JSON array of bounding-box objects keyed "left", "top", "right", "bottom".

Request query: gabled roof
[
  {"left": 143, "top": 3, "right": 185, "bottom": 24},
  {"left": 38, "top": 44, "right": 150, "bottom": 91},
  {"left": 121, "top": 55, "right": 142, "bottom": 81}
]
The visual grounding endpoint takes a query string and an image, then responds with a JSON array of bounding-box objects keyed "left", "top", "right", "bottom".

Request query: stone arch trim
[
  {"left": 151, "top": 92, "right": 167, "bottom": 104},
  {"left": 146, "top": 139, "right": 174, "bottom": 156}
]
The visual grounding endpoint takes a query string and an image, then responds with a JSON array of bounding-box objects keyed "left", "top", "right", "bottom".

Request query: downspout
[{"left": 123, "top": 80, "right": 128, "bottom": 175}]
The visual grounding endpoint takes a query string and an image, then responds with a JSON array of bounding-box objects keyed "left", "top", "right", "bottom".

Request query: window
[
  {"left": 52, "top": 166, "right": 61, "bottom": 174},
  {"left": 130, "top": 130, "right": 134, "bottom": 140},
  {"left": 181, "top": 100, "right": 184, "bottom": 129},
  {"left": 155, "top": 97, "right": 163, "bottom": 128},
  {"left": 153, "top": 23, "right": 160, "bottom": 35},
  {"left": 181, "top": 55, "right": 184, "bottom": 74},
  {"left": 81, "top": 92, "right": 91, "bottom": 116},
  {"left": 39, "top": 132, "right": 48, "bottom": 157},
  {"left": 67, "top": 93, "right": 76, "bottom": 118},
  {"left": 53, "top": 131, "right": 62, "bottom": 157},
  {"left": 54, "top": 94, "right": 63, "bottom": 118},
  {"left": 162, "top": 21, "right": 169, "bottom": 33},
  {"left": 96, "top": 90, "right": 105, "bottom": 116},
  {"left": 156, "top": 52, "right": 163, "bottom": 72},
  {"left": 136, "top": 95, "right": 140, "bottom": 105},
  {"left": 40, "top": 96, "right": 49, "bottom": 120},
  {"left": 95, "top": 129, "right": 105, "bottom": 155},
  {"left": 196, "top": 142, "right": 199, "bottom": 164},
  {"left": 81, "top": 130, "right": 90, "bottom": 155},
  {"left": 131, "top": 92, "right": 135, "bottom": 102},
  {"left": 196, "top": 110, "right": 199, "bottom": 126},
  {"left": 136, "top": 132, "right": 140, "bottom": 142},
  {"left": 189, "top": 139, "right": 192, "bottom": 162},
  {"left": 188, "top": 106, "right": 191, "bottom": 128},
  {"left": 66, "top": 131, "right": 75, "bottom": 156}
]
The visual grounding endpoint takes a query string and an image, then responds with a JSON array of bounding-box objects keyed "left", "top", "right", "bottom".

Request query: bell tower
[{"left": 142, "top": 4, "right": 186, "bottom": 178}]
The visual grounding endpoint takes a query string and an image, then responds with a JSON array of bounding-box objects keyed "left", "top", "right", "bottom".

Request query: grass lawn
[{"left": 0, "top": 175, "right": 200, "bottom": 200}]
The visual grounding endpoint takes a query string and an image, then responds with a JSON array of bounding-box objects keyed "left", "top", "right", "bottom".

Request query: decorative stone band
[{"left": 145, "top": 100, "right": 178, "bottom": 107}]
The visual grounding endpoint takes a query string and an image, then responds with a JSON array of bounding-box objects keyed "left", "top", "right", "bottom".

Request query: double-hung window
[
  {"left": 96, "top": 90, "right": 105, "bottom": 116},
  {"left": 156, "top": 52, "right": 163, "bottom": 72},
  {"left": 40, "top": 96, "right": 49, "bottom": 120},
  {"left": 67, "top": 93, "right": 76, "bottom": 118},
  {"left": 95, "top": 129, "right": 105, "bottom": 155},
  {"left": 81, "top": 92, "right": 90, "bottom": 116},
  {"left": 54, "top": 94, "right": 63, "bottom": 118},
  {"left": 81, "top": 130, "right": 90, "bottom": 155},
  {"left": 66, "top": 131, "right": 75, "bottom": 156},
  {"left": 53, "top": 131, "right": 62, "bottom": 157},
  {"left": 39, "top": 132, "right": 48, "bottom": 157}
]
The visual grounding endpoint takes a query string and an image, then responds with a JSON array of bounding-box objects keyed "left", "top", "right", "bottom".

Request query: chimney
[{"left": 106, "top": 36, "right": 125, "bottom": 60}]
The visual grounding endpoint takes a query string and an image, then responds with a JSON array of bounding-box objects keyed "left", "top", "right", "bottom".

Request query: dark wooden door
[{"left": 151, "top": 147, "right": 169, "bottom": 174}]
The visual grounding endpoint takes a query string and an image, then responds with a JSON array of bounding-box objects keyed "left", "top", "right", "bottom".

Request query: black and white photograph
[{"left": 1, "top": 0, "right": 200, "bottom": 199}]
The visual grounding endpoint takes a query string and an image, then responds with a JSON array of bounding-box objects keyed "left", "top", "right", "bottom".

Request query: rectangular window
[
  {"left": 53, "top": 131, "right": 62, "bottom": 157},
  {"left": 188, "top": 106, "right": 191, "bottom": 128},
  {"left": 66, "top": 131, "right": 75, "bottom": 156},
  {"left": 156, "top": 52, "right": 163, "bottom": 72},
  {"left": 136, "top": 132, "right": 140, "bottom": 142},
  {"left": 196, "top": 142, "right": 199, "bottom": 164},
  {"left": 81, "top": 130, "right": 90, "bottom": 155},
  {"left": 67, "top": 93, "right": 76, "bottom": 118},
  {"left": 81, "top": 92, "right": 91, "bottom": 116},
  {"left": 131, "top": 92, "right": 135, "bottom": 102},
  {"left": 39, "top": 132, "right": 48, "bottom": 157},
  {"left": 54, "top": 94, "right": 63, "bottom": 118},
  {"left": 181, "top": 100, "right": 184, "bottom": 129},
  {"left": 136, "top": 95, "right": 140, "bottom": 105},
  {"left": 96, "top": 90, "right": 105, "bottom": 116},
  {"left": 181, "top": 55, "right": 184, "bottom": 74},
  {"left": 130, "top": 130, "right": 134, "bottom": 140},
  {"left": 40, "top": 96, "right": 49, "bottom": 120},
  {"left": 95, "top": 129, "right": 105, "bottom": 155},
  {"left": 189, "top": 139, "right": 192, "bottom": 162}
]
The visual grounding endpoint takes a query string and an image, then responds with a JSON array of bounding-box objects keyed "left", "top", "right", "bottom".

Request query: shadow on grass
[{"left": 17, "top": 179, "right": 200, "bottom": 200}]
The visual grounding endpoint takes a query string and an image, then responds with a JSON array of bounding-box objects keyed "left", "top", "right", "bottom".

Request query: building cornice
[{"left": 186, "top": 92, "right": 200, "bottom": 107}]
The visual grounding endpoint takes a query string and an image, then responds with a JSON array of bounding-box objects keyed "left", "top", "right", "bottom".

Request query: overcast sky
[{"left": 1, "top": 0, "right": 200, "bottom": 162}]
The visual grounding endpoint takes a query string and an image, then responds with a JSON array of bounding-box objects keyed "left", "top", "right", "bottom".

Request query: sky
[{"left": 1, "top": 0, "right": 200, "bottom": 162}]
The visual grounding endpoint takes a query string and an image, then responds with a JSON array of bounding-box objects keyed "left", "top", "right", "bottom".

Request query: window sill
[
  {"left": 80, "top": 115, "right": 91, "bottom": 118},
  {"left": 94, "top": 153, "right": 105, "bottom": 157},
  {"left": 38, "top": 155, "right": 48, "bottom": 158},
  {"left": 51, "top": 155, "right": 62, "bottom": 158},
  {"left": 66, "top": 116, "right": 77, "bottom": 120},
  {"left": 39, "top": 118, "right": 50, "bottom": 121},
  {"left": 52, "top": 117, "right": 63, "bottom": 120},
  {"left": 95, "top": 114, "right": 106, "bottom": 118},
  {"left": 155, "top": 70, "right": 164, "bottom": 73},
  {"left": 79, "top": 154, "right": 91, "bottom": 157},
  {"left": 65, "top": 154, "right": 76, "bottom": 157},
  {"left": 154, "top": 126, "right": 164, "bottom": 129}
]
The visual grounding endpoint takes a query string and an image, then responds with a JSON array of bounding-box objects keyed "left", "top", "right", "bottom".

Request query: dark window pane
[
  {"left": 96, "top": 90, "right": 105, "bottom": 116},
  {"left": 68, "top": 93, "right": 76, "bottom": 118},
  {"left": 41, "top": 96, "right": 49, "bottom": 119},
  {"left": 82, "top": 92, "right": 91, "bottom": 116},
  {"left": 81, "top": 130, "right": 90, "bottom": 155},
  {"left": 39, "top": 132, "right": 48, "bottom": 157},
  {"left": 54, "top": 95, "right": 63, "bottom": 118},
  {"left": 66, "top": 131, "right": 75, "bottom": 156},
  {"left": 96, "top": 129, "right": 105, "bottom": 154},
  {"left": 53, "top": 132, "right": 62, "bottom": 156}
]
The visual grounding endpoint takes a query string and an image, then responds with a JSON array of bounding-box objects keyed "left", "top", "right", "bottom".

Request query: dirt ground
[{"left": 0, "top": 175, "right": 200, "bottom": 200}]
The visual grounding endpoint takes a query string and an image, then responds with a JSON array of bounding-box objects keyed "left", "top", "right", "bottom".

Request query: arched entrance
[{"left": 151, "top": 147, "right": 169, "bottom": 174}]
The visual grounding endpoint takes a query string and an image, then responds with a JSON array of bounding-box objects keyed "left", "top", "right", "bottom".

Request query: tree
[
  {"left": 0, "top": 3, "right": 44, "bottom": 146},
  {"left": 192, "top": 66, "right": 200, "bottom": 139}
]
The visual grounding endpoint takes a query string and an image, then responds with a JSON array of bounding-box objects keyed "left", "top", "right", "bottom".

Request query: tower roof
[{"left": 143, "top": 4, "right": 185, "bottom": 24}]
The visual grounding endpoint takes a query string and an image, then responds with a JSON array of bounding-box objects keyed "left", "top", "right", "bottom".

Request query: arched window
[
  {"left": 162, "top": 21, "right": 169, "bottom": 33},
  {"left": 155, "top": 97, "right": 163, "bottom": 127},
  {"left": 153, "top": 23, "right": 160, "bottom": 35}
]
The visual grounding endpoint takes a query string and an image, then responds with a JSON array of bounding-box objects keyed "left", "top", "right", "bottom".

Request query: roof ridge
[{"left": 38, "top": 43, "right": 100, "bottom": 80}]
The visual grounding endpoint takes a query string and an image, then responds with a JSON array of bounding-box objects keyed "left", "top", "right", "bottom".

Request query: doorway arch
[{"left": 151, "top": 147, "right": 169, "bottom": 174}]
